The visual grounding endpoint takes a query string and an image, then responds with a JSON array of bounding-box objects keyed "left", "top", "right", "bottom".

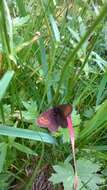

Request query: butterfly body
[{"left": 37, "top": 104, "right": 72, "bottom": 132}]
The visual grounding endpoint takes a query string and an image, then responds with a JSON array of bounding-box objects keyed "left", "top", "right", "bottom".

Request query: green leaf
[
  {"left": 0, "top": 143, "right": 7, "bottom": 173},
  {"left": 68, "top": 27, "right": 80, "bottom": 42},
  {"left": 0, "top": 125, "right": 57, "bottom": 145},
  {"left": 92, "top": 51, "right": 107, "bottom": 71},
  {"left": 50, "top": 159, "right": 104, "bottom": 190},
  {"left": 49, "top": 163, "right": 74, "bottom": 190},
  {"left": 13, "top": 16, "right": 30, "bottom": 28},
  {"left": 80, "top": 99, "right": 107, "bottom": 141},
  {"left": 0, "top": 71, "right": 14, "bottom": 101},
  {"left": 13, "top": 142, "right": 38, "bottom": 156},
  {"left": 103, "top": 168, "right": 107, "bottom": 177},
  {"left": 22, "top": 100, "right": 37, "bottom": 122},
  {"left": 72, "top": 109, "right": 81, "bottom": 126},
  {"left": 77, "top": 159, "right": 104, "bottom": 190},
  {"left": 22, "top": 100, "right": 37, "bottom": 111},
  {"left": 16, "top": 0, "right": 26, "bottom": 16},
  {"left": 77, "top": 159, "right": 99, "bottom": 179},
  {"left": 91, "top": 145, "right": 107, "bottom": 151},
  {"left": 0, "top": 172, "right": 12, "bottom": 190},
  {"left": 0, "top": 104, "right": 12, "bottom": 124},
  {"left": 58, "top": 127, "right": 79, "bottom": 144},
  {"left": 3, "top": 0, "right": 13, "bottom": 51},
  {"left": 59, "top": 128, "right": 70, "bottom": 143},
  {"left": 49, "top": 14, "right": 60, "bottom": 43},
  {"left": 83, "top": 107, "right": 94, "bottom": 119},
  {"left": 96, "top": 74, "right": 107, "bottom": 106}
]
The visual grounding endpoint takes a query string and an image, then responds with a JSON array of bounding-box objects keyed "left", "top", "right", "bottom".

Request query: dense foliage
[{"left": 0, "top": 0, "right": 107, "bottom": 189}]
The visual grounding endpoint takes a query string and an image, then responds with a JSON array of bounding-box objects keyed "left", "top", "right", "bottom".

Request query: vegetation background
[{"left": 0, "top": 0, "right": 107, "bottom": 189}]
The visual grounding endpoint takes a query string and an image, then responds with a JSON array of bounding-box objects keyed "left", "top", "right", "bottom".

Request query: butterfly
[{"left": 37, "top": 104, "right": 72, "bottom": 132}]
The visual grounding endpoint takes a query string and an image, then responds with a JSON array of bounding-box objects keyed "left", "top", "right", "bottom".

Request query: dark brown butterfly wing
[
  {"left": 37, "top": 104, "right": 72, "bottom": 132},
  {"left": 57, "top": 104, "right": 72, "bottom": 117},
  {"left": 53, "top": 107, "right": 67, "bottom": 128}
]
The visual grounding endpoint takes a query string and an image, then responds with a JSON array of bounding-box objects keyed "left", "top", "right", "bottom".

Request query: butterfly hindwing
[{"left": 53, "top": 107, "right": 67, "bottom": 128}]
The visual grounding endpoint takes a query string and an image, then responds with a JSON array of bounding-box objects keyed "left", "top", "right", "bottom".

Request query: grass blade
[
  {"left": 0, "top": 70, "right": 14, "bottom": 101},
  {"left": 53, "top": 3, "right": 107, "bottom": 103},
  {"left": 80, "top": 99, "right": 107, "bottom": 141},
  {"left": 49, "top": 14, "right": 60, "bottom": 43},
  {"left": 0, "top": 142, "right": 7, "bottom": 172},
  {"left": 96, "top": 74, "right": 107, "bottom": 106},
  {"left": 0, "top": 125, "right": 57, "bottom": 144},
  {"left": 13, "top": 142, "right": 38, "bottom": 156}
]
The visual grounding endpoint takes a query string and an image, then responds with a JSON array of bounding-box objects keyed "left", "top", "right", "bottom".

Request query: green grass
[{"left": 0, "top": 0, "right": 107, "bottom": 189}]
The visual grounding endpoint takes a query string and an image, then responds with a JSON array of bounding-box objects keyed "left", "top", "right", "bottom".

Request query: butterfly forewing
[{"left": 37, "top": 109, "right": 58, "bottom": 132}]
